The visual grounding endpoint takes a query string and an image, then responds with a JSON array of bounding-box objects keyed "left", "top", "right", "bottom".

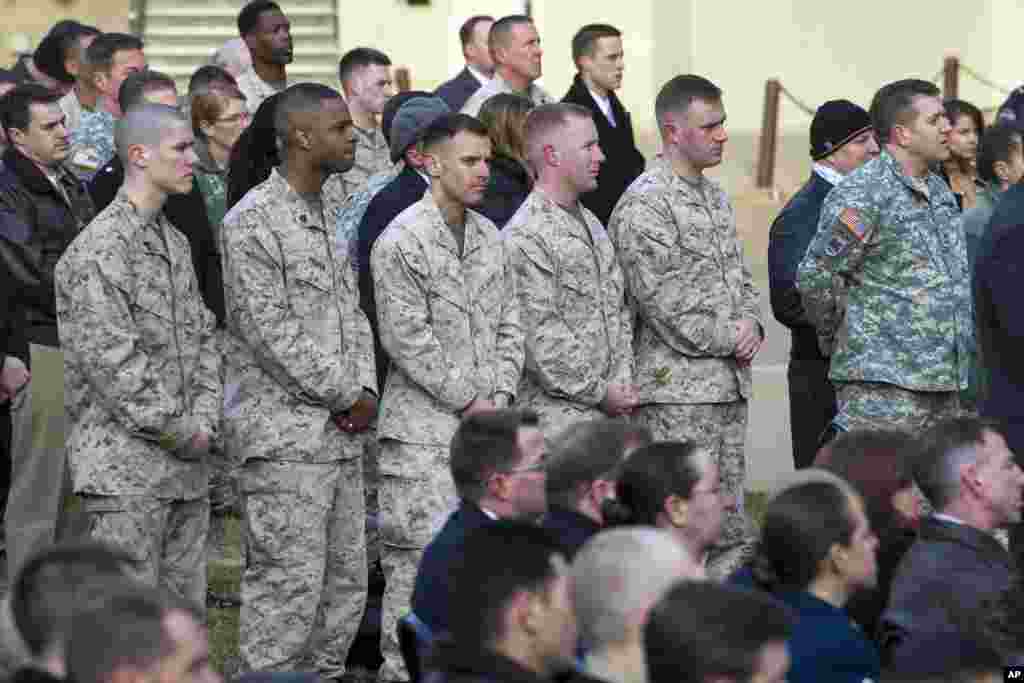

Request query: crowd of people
[{"left": 0, "top": 1, "right": 1023, "bottom": 682}]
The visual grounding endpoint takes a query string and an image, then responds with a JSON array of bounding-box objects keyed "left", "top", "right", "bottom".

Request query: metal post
[
  {"left": 756, "top": 79, "right": 781, "bottom": 190},
  {"left": 943, "top": 56, "right": 959, "bottom": 99},
  {"left": 395, "top": 67, "right": 412, "bottom": 93}
]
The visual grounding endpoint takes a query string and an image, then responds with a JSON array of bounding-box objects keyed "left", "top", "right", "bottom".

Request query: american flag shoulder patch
[{"left": 838, "top": 208, "right": 868, "bottom": 241}]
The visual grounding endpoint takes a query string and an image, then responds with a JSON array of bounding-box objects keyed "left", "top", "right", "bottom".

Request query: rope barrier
[
  {"left": 957, "top": 63, "right": 1013, "bottom": 96},
  {"left": 778, "top": 83, "right": 816, "bottom": 117}
]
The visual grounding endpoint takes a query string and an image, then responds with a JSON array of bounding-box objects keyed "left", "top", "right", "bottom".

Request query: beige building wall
[{"left": 2, "top": 0, "right": 131, "bottom": 65}]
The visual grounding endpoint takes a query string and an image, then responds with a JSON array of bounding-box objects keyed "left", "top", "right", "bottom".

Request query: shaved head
[
  {"left": 524, "top": 102, "right": 593, "bottom": 168},
  {"left": 274, "top": 82, "right": 346, "bottom": 147},
  {"left": 115, "top": 103, "right": 187, "bottom": 161},
  {"left": 572, "top": 528, "right": 700, "bottom": 650}
]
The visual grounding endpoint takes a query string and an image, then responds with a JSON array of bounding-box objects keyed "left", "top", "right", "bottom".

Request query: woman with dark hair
[
  {"left": 611, "top": 441, "right": 726, "bottom": 573},
  {"left": 735, "top": 477, "right": 881, "bottom": 683},
  {"left": 813, "top": 429, "right": 920, "bottom": 638},
  {"left": 226, "top": 91, "right": 281, "bottom": 211},
  {"left": 942, "top": 98, "right": 990, "bottom": 210},
  {"left": 476, "top": 93, "right": 534, "bottom": 228}
]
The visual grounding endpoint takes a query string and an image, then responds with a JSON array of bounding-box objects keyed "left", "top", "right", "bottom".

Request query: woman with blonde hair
[{"left": 477, "top": 93, "right": 534, "bottom": 228}]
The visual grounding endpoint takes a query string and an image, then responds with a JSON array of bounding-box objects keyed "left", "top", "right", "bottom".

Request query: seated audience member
[
  {"left": 427, "top": 522, "right": 576, "bottom": 683},
  {"left": 226, "top": 91, "right": 281, "bottom": 210},
  {"left": 88, "top": 70, "right": 225, "bottom": 327},
  {"left": 542, "top": 420, "right": 651, "bottom": 558},
  {"left": 569, "top": 528, "right": 701, "bottom": 683},
  {"left": 8, "top": 542, "right": 138, "bottom": 682},
  {"left": 435, "top": 15, "right": 494, "bottom": 113},
  {"left": 190, "top": 72, "right": 248, "bottom": 238},
  {"left": 882, "top": 417, "right": 1023, "bottom": 675},
  {"left": 813, "top": 429, "right": 920, "bottom": 638},
  {"left": 65, "top": 587, "right": 218, "bottom": 683},
  {"left": 645, "top": 581, "right": 793, "bottom": 683},
  {"left": 476, "top": 93, "right": 534, "bottom": 228},
  {"left": 412, "top": 410, "right": 547, "bottom": 638},
  {"left": 738, "top": 477, "right": 881, "bottom": 683},
  {"left": 941, "top": 99, "right": 987, "bottom": 211},
  {"left": 611, "top": 441, "right": 726, "bottom": 573}
]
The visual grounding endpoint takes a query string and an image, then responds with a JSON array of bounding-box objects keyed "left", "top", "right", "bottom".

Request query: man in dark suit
[
  {"left": 411, "top": 410, "right": 547, "bottom": 639},
  {"left": 882, "top": 417, "right": 1024, "bottom": 675},
  {"left": 561, "top": 24, "right": 645, "bottom": 225},
  {"left": 435, "top": 15, "right": 494, "bottom": 113},
  {"left": 767, "top": 100, "right": 877, "bottom": 468}
]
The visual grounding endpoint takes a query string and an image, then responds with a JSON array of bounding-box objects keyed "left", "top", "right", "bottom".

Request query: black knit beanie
[{"left": 810, "top": 99, "right": 873, "bottom": 161}]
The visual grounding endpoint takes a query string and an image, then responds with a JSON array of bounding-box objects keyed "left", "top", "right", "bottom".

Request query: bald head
[
  {"left": 572, "top": 528, "right": 700, "bottom": 651},
  {"left": 274, "top": 82, "right": 347, "bottom": 147},
  {"left": 115, "top": 103, "right": 188, "bottom": 161}
]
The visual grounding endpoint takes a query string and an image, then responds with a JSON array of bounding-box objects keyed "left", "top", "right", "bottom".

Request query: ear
[
  {"left": 517, "top": 588, "right": 546, "bottom": 636},
  {"left": 127, "top": 143, "right": 150, "bottom": 168},
  {"left": 295, "top": 126, "right": 313, "bottom": 151},
  {"left": 825, "top": 542, "right": 846, "bottom": 576},
  {"left": 93, "top": 70, "right": 109, "bottom": 94},
  {"left": 664, "top": 494, "right": 689, "bottom": 528},
  {"left": 994, "top": 159, "right": 1010, "bottom": 183},
  {"left": 961, "top": 462, "right": 984, "bottom": 498},
  {"left": 424, "top": 151, "right": 443, "bottom": 178},
  {"left": 486, "top": 470, "right": 512, "bottom": 502},
  {"left": 200, "top": 120, "right": 216, "bottom": 140},
  {"left": 6, "top": 126, "right": 25, "bottom": 146},
  {"left": 891, "top": 122, "right": 912, "bottom": 149},
  {"left": 542, "top": 143, "right": 559, "bottom": 168}
]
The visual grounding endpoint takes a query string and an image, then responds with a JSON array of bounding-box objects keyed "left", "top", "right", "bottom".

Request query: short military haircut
[
  {"left": 238, "top": 0, "right": 282, "bottom": 37},
  {"left": 419, "top": 112, "right": 489, "bottom": 152},
  {"left": 977, "top": 122, "right": 1023, "bottom": 185},
  {"left": 273, "top": 82, "right": 345, "bottom": 144},
  {"left": 115, "top": 103, "right": 189, "bottom": 162},
  {"left": 0, "top": 83, "right": 60, "bottom": 134},
  {"left": 490, "top": 15, "right": 534, "bottom": 52},
  {"left": 449, "top": 521, "right": 565, "bottom": 649},
  {"left": 646, "top": 581, "right": 793, "bottom": 683},
  {"left": 11, "top": 541, "right": 137, "bottom": 658},
  {"left": 571, "top": 24, "right": 622, "bottom": 65},
  {"left": 546, "top": 419, "right": 651, "bottom": 509},
  {"left": 869, "top": 78, "right": 942, "bottom": 145},
  {"left": 613, "top": 441, "right": 707, "bottom": 526},
  {"left": 524, "top": 102, "right": 593, "bottom": 165},
  {"left": 66, "top": 586, "right": 196, "bottom": 683},
  {"left": 572, "top": 528, "right": 693, "bottom": 650},
  {"left": 85, "top": 33, "right": 144, "bottom": 76},
  {"left": 338, "top": 47, "right": 392, "bottom": 88},
  {"left": 914, "top": 416, "right": 1006, "bottom": 511},
  {"left": 655, "top": 74, "right": 722, "bottom": 126},
  {"left": 188, "top": 64, "right": 238, "bottom": 96},
  {"left": 460, "top": 15, "right": 494, "bottom": 49},
  {"left": 450, "top": 408, "right": 540, "bottom": 502},
  {"left": 118, "top": 70, "right": 177, "bottom": 113}
]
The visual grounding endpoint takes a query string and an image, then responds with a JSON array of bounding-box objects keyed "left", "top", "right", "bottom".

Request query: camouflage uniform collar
[
  {"left": 879, "top": 149, "right": 937, "bottom": 198},
  {"left": 112, "top": 189, "right": 164, "bottom": 226},
  {"left": 654, "top": 156, "right": 712, "bottom": 201},
  {"left": 420, "top": 189, "right": 488, "bottom": 257},
  {"left": 266, "top": 167, "right": 329, "bottom": 232}
]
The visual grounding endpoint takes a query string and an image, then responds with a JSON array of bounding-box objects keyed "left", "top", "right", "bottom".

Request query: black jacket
[
  {"left": 0, "top": 146, "right": 95, "bottom": 347},
  {"left": 881, "top": 516, "right": 1014, "bottom": 672},
  {"left": 562, "top": 75, "right": 645, "bottom": 225},
  {"left": 768, "top": 172, "right": 833, "bottom": 362},
  {"left": 477, "top": 155, "right": 531, "bottom": 229},
  {"left": 975, "top": 181, "right": 1024, "bottom": 452},
  {"left": 88, "top": 156, "right": 226, "bottom": 326},
  {"left": 356, "top": 165, "right": 429, "bottom": 389},
  {"left": 413, "top": 501, "right": 495, "bottom": 636},
  {"left": 435, "top": 67, "right": 484, "bottom": 114},
  {"left": 425, "top": 639, "right": 554, "bottom": 683},
  {"left": 541, "top": 506, "right": 601, "bottom": 560}
]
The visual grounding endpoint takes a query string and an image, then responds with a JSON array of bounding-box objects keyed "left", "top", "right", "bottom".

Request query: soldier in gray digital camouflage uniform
[
  {"left": 221, "top": 84, "right": 377, "bottom": 676},
  {"left": 609, "top": 75, "right": 763, "bottom": 580},
  {"left": 798, "top": 79, "right": 971, "bottom": 437},
  {"left": 55, "top": 103, "right": 222, "bottom": 607},
  {"left": 503, "top": 103, "right": 636, "bottom": 439},
  {"left": 371, "top": 113, "right": 523, "bottom": 681}
]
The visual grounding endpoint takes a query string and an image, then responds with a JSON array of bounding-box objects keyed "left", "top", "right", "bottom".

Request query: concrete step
[
  {"left": 144, "top": 45, "right": 340, "bottom": 59},
  {"left": 145, "top": 4, "right": 332, "bottom": 18},
  {"left": 144, "top": 23, "right": 335, "bottom": 39}
]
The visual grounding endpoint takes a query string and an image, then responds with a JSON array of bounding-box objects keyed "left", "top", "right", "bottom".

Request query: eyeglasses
[{"left": 215, "top": 112, "right": 250, "bottom": 125}]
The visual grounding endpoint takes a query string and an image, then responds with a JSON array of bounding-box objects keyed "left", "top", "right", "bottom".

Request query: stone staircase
[{"left": 139, "top": 0, "right": 340, "bottom": 91}]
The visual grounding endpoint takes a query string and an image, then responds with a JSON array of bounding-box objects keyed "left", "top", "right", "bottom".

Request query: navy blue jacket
[
  {"left": 768, "top": 172, "right": 833, "bottom": 361},
  {"left": 778, "top": 590, "right": 881, "bottom": 683},
  {"left": 476, "top": 155, "right": 531, "bottom": 229},
  {"left": 435, "top": 68, "right": 484, "bottom": 114},
  {"left": 413, "top": 501, "right": 495, "bottom": 636},
  {"left": 882, "top": 516, "right": 1014, "bottom": 673},
  {"left": 541, "top": 506, "right": 601, "bottom": 560},
  {"left": 356, "top": 165, "right": 429, "bottom": 389},
  {"left": 425, "top": 639, "right": 553, "bottom": 683},
  {"left": 562, "top": 75, "right": 646, "bottom": 226},
  {"left": 975, "top": 181, "right": 1024, "bottom": 453}
]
